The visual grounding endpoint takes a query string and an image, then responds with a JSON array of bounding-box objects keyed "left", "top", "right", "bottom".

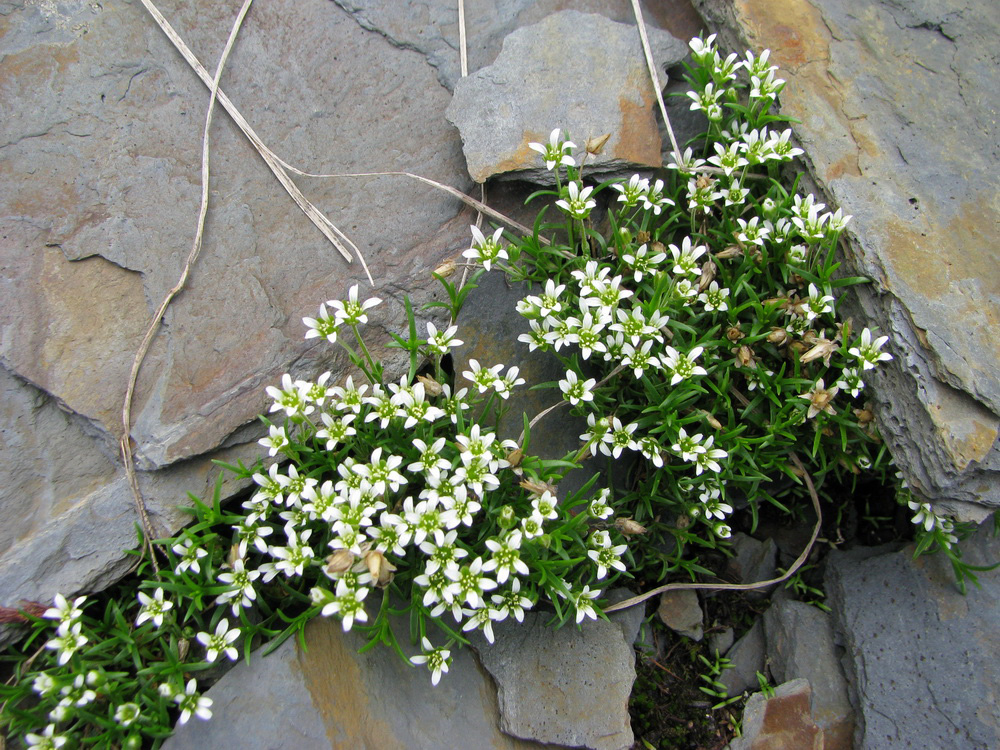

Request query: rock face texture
[
  {"left": 163, "top": 615, "right": 556, "bottom": 750},
  {"left": 0, "top": 0, "right": 476, "bottom": 620},
  {"left": 727, "top": 678, "right": 824, "bottom": 750},
  {"left": 473, "top": 608, "right": 640, "bottom": 750},
  {"left": 446, "top": 10, "right": 688, "bottom": 183},
  {"left": 695, "top": 0, "right": 1000, "bottom": 520},
  {"left": 825, "top": 522, "right": 1000, "bottom": 749}
]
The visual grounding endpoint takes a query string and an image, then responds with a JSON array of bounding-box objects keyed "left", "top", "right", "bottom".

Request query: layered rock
[{"left": 694, "top": 0, "right": 1000, "bottom": 520}]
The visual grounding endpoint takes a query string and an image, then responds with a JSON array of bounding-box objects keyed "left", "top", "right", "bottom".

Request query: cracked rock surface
[{"left": 696, "top": 0, "right": 1000, "bottom": 520}]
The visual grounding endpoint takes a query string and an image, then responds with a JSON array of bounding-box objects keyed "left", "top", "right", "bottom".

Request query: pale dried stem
[
  {"left": 603, "top": 452, "right": 822, "bottom": 613},
  {"left": 136, "top": 0, "right": 366, "bottom": 276},
  {"left": 630, "top": 0, "right": 681, "bottom": 162},
  {"left": 122, "top": 0, "right": 254, "bottom": 572}
]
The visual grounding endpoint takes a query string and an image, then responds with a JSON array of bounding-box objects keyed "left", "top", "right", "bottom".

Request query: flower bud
[
  {"left": 520, "top": 478, "right": 556, "bottom": 497},
  {"left": 703, "top": 411, "right": 723, "bottom": 430},
  {"left": 325, "top": 549, "right": 356, "bottom": 576},
  {"left": 506, "top": 448, "right": 524, "bottom": 469},
  {"left": 417, "top": 374, "right": 444, "bottom": 397},
  {"left": 585, "top": 133, "right": 612, "bottom": 155},
  {"left": 177, "top": 638, "right": 190, "bottom": 662},
  {"left": 434, "top": 258, "right": 457, "bottom": 278},
  {"left": 715, "top": 245, "right": 743, "bottom": 259},
  {"left": 536, "top": 533, "right": 553, "bottom": 549},
  {"left": 735, "top": 345, "right": 756, "bottom": 368},
  {"left": 726, "top": 325, "right": 745, "bottom": 342},
  {"left": 498, "top": 505, "right": 516, "bottom": 530},
  {"left": 787, "top": 340, "right": 808, "bottom": 358},
  {"left": 698, "top": 261, "right": 718, "bottom": 291},
  {"left": 637, "top": 231, "right": 651, "bottom": 244},
  {"left": 767, "top": 327, "right": 789, "bottom": 345},
  {"left": 615, "top": 517, "right": 647, "bottom": 536},
  {"left": 854, "top": 407, "right": 874, "bottom": 425},
  {"left": 364, "top": 549, "right": 397, "bottom": 588}
]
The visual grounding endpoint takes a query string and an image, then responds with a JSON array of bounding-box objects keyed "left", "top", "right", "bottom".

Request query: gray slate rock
[
  {"left": 164, "top": 615, "right": 554, "bottom": 750},
  {"left": 446, "top": 10, "right": 688, "bottom": 184},
  {"left": 727, "top": 533, "right": 778, "bottom": 598},
  {"left": 726, "top": 678, "right": 823, "bottom": 750},
  {"left": 472, "top": 609, "right": 638, "bottom": 750},
  {"left": 0, "top": 0, "right": 473, "bottom": 619},
  {"left": 720, "top": 619, "right": 766, "bottom": 697},
  {"left": 825, "top": 521, "right": 1000, "bottom": 749},
  {"left": 695, "top": 0, "right": 1000, "bottom": 519},
  {"left": 657, "top": 589, "right": 703, "bottom": 641},
  {"left": 763, "top": 600, "right": 854, "bottom": 750},
  {"left": 709, "top": 625, "right": 734, "bottom": 656}
]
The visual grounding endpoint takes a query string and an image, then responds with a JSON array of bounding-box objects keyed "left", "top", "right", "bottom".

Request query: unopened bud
[
  {"left": 364, "top": 549, "right": 397, "bottom": 588},
  {"left": 417, "top": 374, "right": 444, "bottom": 397},
  {"left": 637, "top": 231, "right": 651, "bottom": 244},
  {"left": 507, "top": 448, "right": 524, "bottom": 469},
  {"left": 177, "top": 638, "right": 190, "bottom": 662},
  {"left": 735, "top": 345, "right": 756, "bottom": 368},
  {"left": 698, "top": 261, "right": 717, "bottom": 291},
  {"left": 715, "top": 246, "right": 743, "bottom": 259},
  {"left": 520, "top": 478, "right": 556, "bottom": 497},
  {"left": 767, "top": 327, "right": 789, "bottom": 345},
  {"left": 586, "top": 133, "right": 612, "bottom": 155},
  {"left": 614, "top": 517, "right": 647, "bottom": 536},
  {"left": 434, "top": 259, "right": 457, "bottom": 278},
  {"left": 325, "top": 549, "right": 356, "bottom": 576},
  {"left": 854, "top": 407, "right": 874, "bottom": 425},
  {"left": 498, "top": 505, "right": 516, "bottom": 530},
  {"left": 703, "top": 411, "right": 723, "bottom": 430},
  {"left": 726, "top": 326, "right": 745, "bottom": 342}
]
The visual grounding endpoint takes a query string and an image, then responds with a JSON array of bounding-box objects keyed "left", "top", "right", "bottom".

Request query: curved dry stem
[
  {"left": 123, "top": 0, "right": 255, "bottom": 572},
  {"left": 603, "top": 452, "right": 822, "bottom": 613}
]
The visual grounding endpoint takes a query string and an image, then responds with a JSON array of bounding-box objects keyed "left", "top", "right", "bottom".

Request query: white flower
[
  {"left": 849, "top": 328, "right": 892, "bottom": 370},
  {"left": 42, "top": 594, "right": 86, "bottom": 628},
  {"left": 661, "top": 346, "right": 708, "bottom": 385},
  {"left": 411, "top": 637, "right": 452, "bottom": 685},
  {"left": 559, "top": 369, "right": 596, "bottom": 406},
  {"left": 528, "top": 128, "right": 577, "bottom": 170},
  {"left": 425, "top": 322, "right": 464, "bottom": 355},
  {"left": 265, "top": 373, "right": 312, "bottom": 419},
  {"left": 303, "top": 302, "right": 339, "bottom": 343},
  {"left": 135, "top": 588, "right": 173, "bottom": 628},
  {"left": 44, "top": 622, "right": 87, "bottom": 666},
  {"left": 610, "top": 174, "right": 649, "bottom": 207},
  {"left": 24, "top": 724, "right": 67, "bottom": 749},
  {"left": 804, "top": 283, "right": 835, "bottom": 321},
  {"left": 216, "top": 558, "right": 261, "bottom": 613},
  {"left": 196, "top": 618, "right": 241, "bottom": 663},
  {"left": 556, "top": 181, "right": 597, "bottom": 220},
  {"left": 115, "top": 702, "right": 142, "bottom": 727},
  {"left": 573, "top": 585, "right": 602, "bottom": 623},
  {"left": 463, "top": 359, "right": 504, "bottom": 394},
  {"left": 694, "top": 436, "right": 728, "bottom": 475},
  {"left": 328, "top": 284, "right": 381, "bottom": 327},
  {"left": 172, "top": 538, "right": 209, "bottom": 576},
  {"left": 483, "top": 531, "right": 529, "bottom": 584},
  {"left": 174, "top": 679, "right": 213, "bottom": 724},
  {"left": 588, "top": 541, "right": 629, "bottom": 579},
  {"left": 258, "top": 423, "right": 290, "bottom": 457},
  {"left": 491, "top": 578, "right": 533, "bottom": 623},
  {"left": 668, "top": 237, "right": 707, "bottom": 277},
  {"left": 697, "top": 281, "right": 730, "bottom": 312},
  {"left": 462, "top": 225, "right": 508, "bottom": 271},
  {"left": 588, "top": 489, "right": 614, "bottom": 520}
]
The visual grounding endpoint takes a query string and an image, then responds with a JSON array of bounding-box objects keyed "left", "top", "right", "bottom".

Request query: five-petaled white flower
[
  {"left": 196, "top": 618, "right": 241, "bottom": 663},
  {"left": 136, "top": 588, "right": 173, "bottom": 628},
  {"left": 462, "top": 225, "right": 508, "bottom": 271},
  {"left": 556, "top": 181, "right": 597, "bottom": 220},
  {"left": 849, "top": 328, "right": 893, "bottom": 370},
  {"left": 328, "top": 284, "right": 382, "bottom": 327},
  {"left": 528, "top": 128, "right": 577, "bottom": 170},
  {"left": 173, "top": 679, "right": 213, "bottom": 725},
  {"left": 411, "top": 637, "right": 452, "bottom": 685}
]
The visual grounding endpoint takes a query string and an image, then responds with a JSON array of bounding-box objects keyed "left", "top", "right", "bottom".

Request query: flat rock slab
[
  {"left": 763, "top": 600, "right": 853, "bottom": 750},
  {"left": 447, "top": 10, "right": 688, "bottom": 184},
  {"left": 727, "top": 678, "right": 824, "bottom": 750},
  {"left": 0, "top": 0, "right": 477, "bottom": 620},
  {"left": 472, "top": 608, "right": 639, "bottom": 750},
  {"left": 657, "top": 589, "right": 704, "bottom": 641},
  {"left": 696, "top": 0, "right": 1000, "bottom": 519},
  {"left": 164, "top": 615, "right": 556, "bottom": 750},
  {"left": 825, "top": 522, "right": 1000, "bottom": 749}
]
